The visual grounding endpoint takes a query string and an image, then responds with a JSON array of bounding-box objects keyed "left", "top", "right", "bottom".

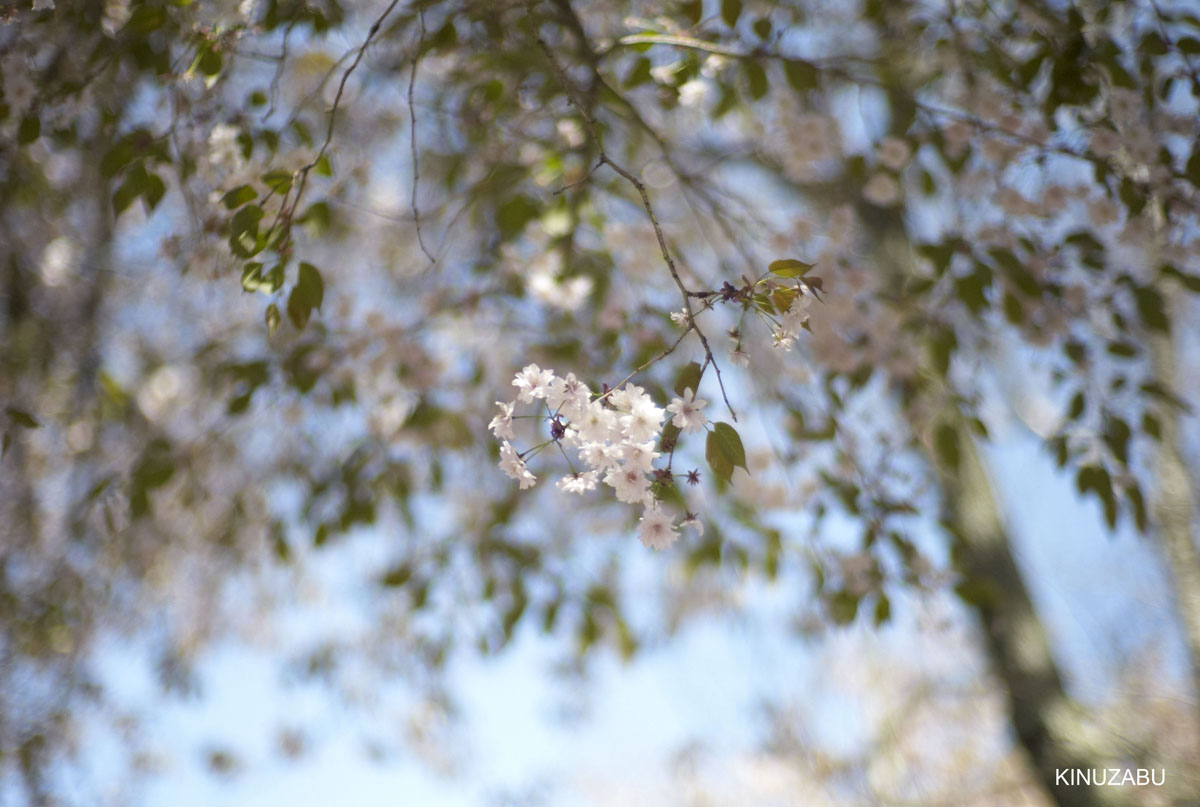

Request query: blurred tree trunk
[
  {"left": 935, "top": 426, "right": 1104, "bottom": 807},
  {"left": 1150, "top": 302, "right": 1200, "bottom": 707},
  {"left": 862, "top": 219, "right": 1109, "bottom": 805},
  {"left": 0, "top": 123, "right": 116, "bottom": 805}
]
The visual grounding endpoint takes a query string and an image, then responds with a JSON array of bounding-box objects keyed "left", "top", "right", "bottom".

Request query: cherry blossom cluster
[
  {"left": 768, "top": 281, "right": 816, "bottom": 352},
  {"left": 489, "top": 364, "right": 707, "bottom": 549},
  {"left": 717, "top": 274, "right": 820, "bottom": 366}
]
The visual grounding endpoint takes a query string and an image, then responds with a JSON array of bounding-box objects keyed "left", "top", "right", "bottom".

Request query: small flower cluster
[
  {"left": 723, "top": 277, "right": 819, "bottom": 365},
  {"left": 770, "top": 282, "right": 815, "bottom": 351},
  {"left": 489, "top": 364, "right": 708, "bottom": 549}
]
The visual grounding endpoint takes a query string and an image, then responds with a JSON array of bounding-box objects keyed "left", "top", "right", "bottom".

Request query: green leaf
[
  {"left": 873, "top": 593, "right": 891, "bottom": 626},
  {"left": 721, "top": 0, "right": 742, "bottom": 27},
  {"left": 1003, "top": 291, "right": 1023, "bottom": 324},
  {"left": 673, "top": 361, "right": 703, "bottom": 397},
  {"left": 100, "top": 139, "right": 137, "bottom": 178},
  {"left": 1140, "top": 380, "right": 1191, "bottom": 412},
  {"left": 194, "top": 45, "right": 222, "bottom": 77},
  {"left": 297, "top": 200, "right": 331, "bottom": 233},
  {"left": 113, "top": 164, "right": 150, "bottom": 215},
  {"left": 706, "top": 434, "right": 733, "bottom": 483},
  {"left": 379, "top": 563, "right": 413, "bottom": 587},
  {"left": 623, "top": 57, "right": 652, "bottom": 89},
  {"left": 240, "top": 262, "right": 264, "bottom": 292},
  {"left": 744, "top": 60, "right": 768, "bottom": 100},
  {"left": 988, "top": 247, "right": 1040, "bottom": 296},
  {"left": 1076, "top": 464, "right": 1118, "bottom": 528},
  {"left": 299, "top": 262, "right": 324, "bottom": 307},
  {"left": 286, "top": 261, "right": 325, "bottom": 330},
  {"left": 934, "top": 421, "right": 959, "bottom": 471},
  {"left": 769, "top": 258, "right": 813, "bottom": 277},
  {"left": 17, "top": 114, "right": 40, "bottom": 145},
  {"left": 920, "top": 167, "right": 936, "bottom": 194},
  {"left": 1134, "top": 285, "right": 1169, "bottom": 332},
  {"left": 929, "top": 328, "right": 956, "bottom": 376},
  {"left": 1107, "top": 339, "right": 1138, "bottom": 358},
  {"left": 221, "top": 185, "right": 258, "bottom": 210},
  {"left": 954, "top": 578, "right": 998, "bottom": 607},
  {"left": 1066, "top": 391, "right": 1085, "bottom": 421},
  {"left": 955, "top": 261, "right": 992, "bottom": 314},
  {"left": 265, "top": 302, "right": 280, "bottom": 334},
  {"left": 829, "top": 590, "right": 860, "bottom": 625},
  {"left": 764, "top": 529, "right": 781, "bottom": 579},
  {"left": 229, "top": 204, "right": 265, "bottom": 257},
  {"left": 1103, "top": 415, "right": 1131, "bottom": 465},
  {"left": 429, "top": 19, "right": 458, "bottom": 51},
  {"left": 918, "top": 240, "right": 957, "bottom": 276},
  {"left": 272, "top": 522, "right": 291, "bottom": 561},
  {"left": 1126, "top": 483, "right": 1149, "bottom": 532},
  {"left": 262, "top": 263, "right": 285, "bottom": 294},
  {"left": 1143, "top": 412, "right": 1162, "bottom": 441},
  {"left": 783, "top": 59, "right": 820, "bottom": 92},
  {"left": 1119, "top": 177, "right": 1147, "bottom": 216},
  {"left": 262, "top": 169, "right": 294, "bottom": 195},
  {"left": 497, "top": 195, "right": 538, "bottom": 240},
  {"left": 315, "top": 154, "right": 333, "bottom": 176},
  {"left": 1162, "top": 264, "right": 1200, "bottom": 292},
  {"left": 1140, "top": 31, "right": 1168, "bottom": 55},
  {"left": 5, "top": 407, "right": 40, "bottom": 428},
  {"left": 705, "top": 421, "right": 747, "bottom": 483},
  {"left": 130, "top": 437, "right": 175, "bottom": 519},
  {"left": 143, "top": 172, "right": 166, "bottom": 210},
  {"left": 124, "top": 3, "right": 167, "bottom": 33}
]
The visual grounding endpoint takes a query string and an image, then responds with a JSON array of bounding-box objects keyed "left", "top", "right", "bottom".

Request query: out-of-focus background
[{"left": 2, "top": 1, "right": 1199, "bottom": 805}]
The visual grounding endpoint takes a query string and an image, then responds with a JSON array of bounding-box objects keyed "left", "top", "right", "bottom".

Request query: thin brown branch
[
  {"left": 535, "top": 35, "right": 738, "bottom": 421},
  {"left": 409, "top": 8, "right": 435, "bottom": 263},
  {"left": 290, "top": 0, "right": 403, "bottom": 224},
  {"left": 600, "top": 324, "right": 695, "bottom": 401}
]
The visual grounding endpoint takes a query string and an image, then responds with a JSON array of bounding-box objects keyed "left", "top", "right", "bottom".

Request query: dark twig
[
  {"left": 409, "top": 8, "right": 435, "bottom": 263},
  {"left": 553, "top": 159, "right": 603, "bottom": 195},
  {"left": 289, "top": 0, "right": 402, "bottom": 225},
  {"left": 261, "top": 20, "right": 297, "bottom": 122},
  {"left": 535, "top": 36, "right": 738, "bottom": 421}
]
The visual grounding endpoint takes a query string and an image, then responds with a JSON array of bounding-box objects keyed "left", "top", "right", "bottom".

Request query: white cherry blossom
[
  {"left": 513, "top": 363, "right": 555, "bottom": 403},
  {"left": 488, "top": 401, "right": 515, "bottom": 439},
  {"left": 666, "top": 388, "right": 708, "bottom": 434},
  {"left": 556, "top": 471, "right": 599, "bottom": 494},
  {"left": 546, "top": 372, "right": 590, "bottom": 418},
  {"left": 605, "top": 464, "right": 651, "bottom": 505},
  {"left": 498, "top": 441, "right": 536, "bottom": 489},
  {"left": 621, "top": 440, "right": 660, "bottom": 474},
  {"left": 620, "top": 392, "right": 665, "bottom": 444},
  {"left": 638, "top": 506, "right": 678, "bottom": 550}
]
